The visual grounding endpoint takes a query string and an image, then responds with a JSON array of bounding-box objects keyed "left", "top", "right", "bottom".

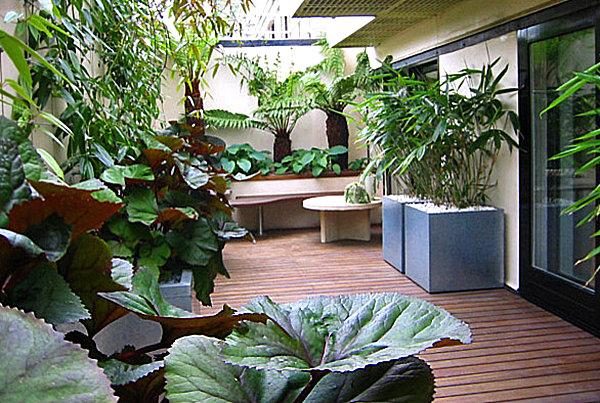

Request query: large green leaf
[
  {"left": 101, "top": 359, "right": 164, "bottom": 386},
  {"left": 23, "top": 213, "right": 72, "bottom": 261},
  {"left": 0, "top": 117, "right": 44, "bottom": 181},
  {"left": 5, "top": 263, "right": 90, "bottom": 325},
  {"left": 209, "top": 210, "right": 250, "bottom": 240},
  {"left": 59, "top": 235, "right": 128, "bottom": 336},
  {"left": 221, "top": 293, "right": 471, "bottom": 372},
  {"left": 165, "top": 336, "right": 434, "bottom": 403},
  {"left": 166, "top": 218, "right": 219, "bottom": 266},
  {"left": 0, "top": 305, "right": 116, "bottom": 403},
  {"left": 73, "top": 179, "right": 121, "bottom": 203},
  {"left": 166, "top": 336, "right": 307, "bottom": 403},
  {"left": 0, "top": 139, "right": 31, "bottom": 227},
  {"left": 126, "top": 187, "right": 159, "bottom": 226},
  {"left": 101, "top": 165, "right": 155, "bottom": 187},
  {"left": 100, "top": 268, "right": 267, "bottom": 345}
]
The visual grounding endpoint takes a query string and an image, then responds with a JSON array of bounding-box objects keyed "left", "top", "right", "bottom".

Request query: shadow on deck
[{"left": 195, "top": 227, "right": 600, "bottom": 402}]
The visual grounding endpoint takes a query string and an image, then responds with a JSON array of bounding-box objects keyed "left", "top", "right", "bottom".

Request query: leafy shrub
[
  {"left": 220, "top": 143, "right": 273, "bottom": 180},
  {"left": 98, "top": 122, "right": 250, "bottom": 306},
  {"left": 357, "top": 58, "right": 519, "bottom": 208},
  {"left": 348, "top": 157, "right": 368, "bottom": 171},
  {"left": 344, "top": 181, "right": 372, "bottom": 204},
  {"left": 273, "top": 146, "right": 347, "bottom": 177}
]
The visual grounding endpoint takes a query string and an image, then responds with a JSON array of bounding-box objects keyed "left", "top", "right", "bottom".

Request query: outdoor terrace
[{"left": 198, "top": 227, "right": 600, "bottom": 403}]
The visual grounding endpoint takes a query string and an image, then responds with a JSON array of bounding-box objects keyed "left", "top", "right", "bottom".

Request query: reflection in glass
[{"left": 530, "top": 28, "right": 596, "bottom": 289}]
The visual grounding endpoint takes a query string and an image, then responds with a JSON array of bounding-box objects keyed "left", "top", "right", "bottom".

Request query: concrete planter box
[
  {"left": 382, "top": 195, "right": 422, "bottom": 273},
  {"left": 93, "top": 270, "right": 193, "bottom": 355},
  {"left": 404, "top": 204, "right": 504, "bottom": 293}
]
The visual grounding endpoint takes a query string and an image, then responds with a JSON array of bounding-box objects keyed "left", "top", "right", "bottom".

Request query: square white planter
[
  {"left": 382, "top": 195, "right": 422, "bottom": 273},
  {"left": 404, "top": 204, "right": 504, "bottom": 293}
]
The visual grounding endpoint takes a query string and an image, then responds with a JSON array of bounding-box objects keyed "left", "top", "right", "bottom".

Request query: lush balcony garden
[{"left": 1, "top": 0, "right": 600, "bottom": 402}]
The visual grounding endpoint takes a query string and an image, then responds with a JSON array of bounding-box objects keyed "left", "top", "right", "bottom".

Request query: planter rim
[
  {"left": 406, "top": 203, "right": 503, "bottom": 215},
  {"left": 233, "top": 170, "right": 361, "bottom": 182}
]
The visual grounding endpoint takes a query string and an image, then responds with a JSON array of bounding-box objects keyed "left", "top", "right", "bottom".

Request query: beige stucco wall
[{"left": 376, "top": 0, "right": 566, "bottom": 62}]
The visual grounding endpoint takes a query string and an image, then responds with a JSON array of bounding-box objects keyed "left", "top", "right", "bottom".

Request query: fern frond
[{"left": 205, "top": 109, "right": 266, "bottom": 130}]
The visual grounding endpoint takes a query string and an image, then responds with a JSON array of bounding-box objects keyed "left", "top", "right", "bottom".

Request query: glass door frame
[{"left": 518, "top": 6, "right": 600, "bottom": 336}]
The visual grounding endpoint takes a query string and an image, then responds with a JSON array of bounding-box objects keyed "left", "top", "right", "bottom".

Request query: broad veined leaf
[
  {"left": 175, "top": 160, "right": 210, "bottom": 189},
  {"left": 101, "top": 165, "right": 155, "bottom": 186},
  {"left": 166, "top": 218, "right": 219, "bottom": 266},
  {"left": 59, "top": 235, "right": 128, "bottom": 336},
  {"left": 221, "top": 293, "right": 471, "bottom": 372},
  {"left": 0, "top": 305, "right": 116, "bottom": 403},
  {"left": 9, "top": 180, "right": 122, "bottom": 238},
  {"left": 126, "top": 187, "right": 159, "bottom": 226},
  {"left": 156, "top": 207, "right": 198, "bottom": 224},
  {"left": 23, "top": 213, "right": 72, "bottom": 261},
  {"left": 209, "top": 210, "right": 249, "bottom": 240},
  {"left": 101, "top": 359, "right": 164, "bottom": 386},
  {"left": 111, "top": 258, "right": 133, "bottom": 290},
  {"left": 0, "top": 139, "right": 31, "bottom": 227},
  {"left": 137, "top": 232, "right": 171, "bottom": 271},
  {"left": 165, "top": 336, "right": 434, "bottom": 403},
  {"left": 166, "top": 336, "right": 308, "bottom": 403},
  {"left": 100, "top": 267, "right": 268, "bottom": 344},
  {"left": 0, "top": 116, "right": 44, "bottom": 181},
  {"left": 73, "top": 179, "right": 121, "bottom": 203},
  {"left": 5, "top": 263, "right": 90, "bottom": 325}
]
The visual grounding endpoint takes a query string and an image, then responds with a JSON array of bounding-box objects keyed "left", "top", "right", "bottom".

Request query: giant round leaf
[
  {"left": 0, "top": 305, "right": 116, "bottom": 403},
  {"left": 221, "top": 293, "right": 471, "bottom": 372},
  {"left": 165, "top": 335, "right": 435, "bottom": 402}
]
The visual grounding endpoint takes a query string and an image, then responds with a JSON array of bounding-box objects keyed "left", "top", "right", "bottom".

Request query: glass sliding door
[{"left": 519, "top": 10, "right": 600, "bottom": 336}]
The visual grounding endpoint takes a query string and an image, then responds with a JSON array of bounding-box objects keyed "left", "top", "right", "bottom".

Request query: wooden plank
[{"left": 196, "top": 228, "right": 600, "bottom": 402}]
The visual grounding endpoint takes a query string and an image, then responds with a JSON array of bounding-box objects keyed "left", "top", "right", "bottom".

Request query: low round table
[{"left": 302, "top": 196, "right": 381, "bottom": 243}]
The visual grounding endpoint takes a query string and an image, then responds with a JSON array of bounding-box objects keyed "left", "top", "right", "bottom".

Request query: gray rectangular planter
[
  {"left": 382, "top": 195, "right": 421, "bottom": 273},
  {"left": 404, "top": 204, "right": 504, "bottom": 293},
  {"left": 93, "top": 270, "right": 193, "bottom": 355}
]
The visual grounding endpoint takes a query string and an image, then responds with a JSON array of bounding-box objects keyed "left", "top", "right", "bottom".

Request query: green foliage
[
  {"left": 542, "top": 60, "right": 600, "bottom": 286},
  {"left": 0, "top": 305, "right": 116, "bottom": 403},
  {"left": 219, "top": 55, "right": 313, "bottom": 161},
  {"left": 98, "top": 122, "right": 250, "bottom": 306},
  {"left": 5, "top": 1, "right": 172, "bottom": 179},
  {"left": 273, "top": 146, "right": 347, "bottom": 177},
  {"left": 344, "top": 181, "right": 372, "bottom": 204},
  {"left": 357, "top": 58, "right": 518, "bottom": 208},
  {"left": 165, "top": 293, "right": 470, "bottom": 402},
  {"left": 348, "top": 157, "right": 368, "bottom": 171},
  {"left": 220, "top": 143, "right": 272, "bottom": 180}
]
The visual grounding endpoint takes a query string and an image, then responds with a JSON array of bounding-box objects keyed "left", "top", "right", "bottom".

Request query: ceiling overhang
[{"left": 293, "top": 0, "right": 464, "bottom": 47}]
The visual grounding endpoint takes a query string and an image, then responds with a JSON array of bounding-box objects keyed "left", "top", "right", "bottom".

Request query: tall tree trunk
[
  {"left": 325, "top": 110, "right": 349, "bottom": 170},
  {"left": 273, "top": 132, "right": 291, "bottom": 163},
  {"left": 184, "top": 79, "right": 205, "bottom": 142}
]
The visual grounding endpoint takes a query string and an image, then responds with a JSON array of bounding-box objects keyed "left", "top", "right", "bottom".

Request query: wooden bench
[{"left": 229, "top": 191, "right": 343, "bottom": 236}]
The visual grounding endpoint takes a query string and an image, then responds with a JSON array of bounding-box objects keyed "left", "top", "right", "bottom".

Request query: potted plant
[
  {"left": 206, "top": 55, "right": 313, "bottom": 162},
  {"left": 303, "top": 40, "right": 373, "bottom": 169},
  {"left": 361, "top": 59, "right": 519, "bottom": 292}
]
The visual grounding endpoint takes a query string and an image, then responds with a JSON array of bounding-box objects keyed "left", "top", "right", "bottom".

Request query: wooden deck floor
[{"left": 196, "top": 227, "right": 600, "bottom": 402}]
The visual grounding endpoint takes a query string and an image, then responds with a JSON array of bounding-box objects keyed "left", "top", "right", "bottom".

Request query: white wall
[{"left": 376, "top": 0, "right": 566, "bottom": 62}]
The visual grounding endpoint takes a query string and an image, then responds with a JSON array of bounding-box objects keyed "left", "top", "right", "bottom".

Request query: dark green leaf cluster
[
  {"left": 220, "top": 143, "right": 272, "bottom": 180},
  {"left": 165, "top": 293, "right": 472, "bottom": 402},
  {"left": 357, "top": 58, "right": 519, "bottom": 208},
  {"left": 98, "top": 123, "right": 250, "bottom": 306},
  {"left": 344, "top": 181, "right": 372, "bottom": 204},
  {"left": 273, "top": 146, "right": 347, "bottom": 177}
]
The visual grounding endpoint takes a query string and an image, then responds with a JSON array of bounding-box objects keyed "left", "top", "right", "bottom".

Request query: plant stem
[{"left": 293, "top": 370, "right": 330, "bottom": 403}]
